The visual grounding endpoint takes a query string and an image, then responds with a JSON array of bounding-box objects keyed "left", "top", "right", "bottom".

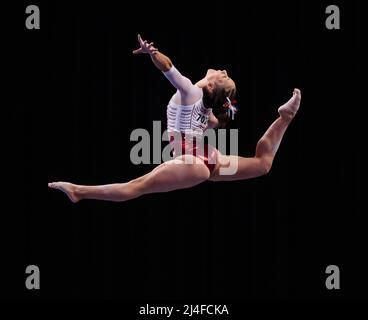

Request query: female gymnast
[{"left": 48, "top": 34, "right": 301, "bottom": 203}]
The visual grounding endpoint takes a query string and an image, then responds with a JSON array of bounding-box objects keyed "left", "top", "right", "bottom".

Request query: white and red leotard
[{"left": 163, "top": 66, "right": 218, "bottom": 172}]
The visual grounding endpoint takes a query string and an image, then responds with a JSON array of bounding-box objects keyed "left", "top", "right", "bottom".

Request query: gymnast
[{"left": 48, "top": 34, "right": 301, "bottom": 203}]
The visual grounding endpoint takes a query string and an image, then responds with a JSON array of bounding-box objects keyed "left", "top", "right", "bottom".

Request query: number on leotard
[{"left": 197, "top": 114, "right": 208, "bottom": 124}]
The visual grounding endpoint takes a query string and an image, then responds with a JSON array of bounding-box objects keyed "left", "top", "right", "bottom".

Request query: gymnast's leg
[
  {"left": 210, "top": 89, "right": 301, "bottom": 181},
  {"left": 48, "top": 155, "right": 210, "bottom": 203}
]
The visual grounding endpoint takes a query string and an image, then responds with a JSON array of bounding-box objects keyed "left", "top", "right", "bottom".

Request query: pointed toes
[{"left": 294, "top": 88, "right": 301, "bottom": 96}]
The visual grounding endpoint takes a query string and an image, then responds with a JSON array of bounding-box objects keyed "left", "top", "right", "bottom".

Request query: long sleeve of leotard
[{"left": 162, "top": 66, "right": 194, "bottom": 95}]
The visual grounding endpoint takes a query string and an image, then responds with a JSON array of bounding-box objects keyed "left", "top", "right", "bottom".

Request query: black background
[{"left": 2, "top": 0, "right": 366, "bottom": 305}]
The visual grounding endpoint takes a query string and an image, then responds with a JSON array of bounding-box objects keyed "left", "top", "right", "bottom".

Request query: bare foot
[
  {"left": 278, "top": 88, "right": 301, "bottom": 122},
  {"left": 48, "top": 182, "right": 80, "bottom": 203}
]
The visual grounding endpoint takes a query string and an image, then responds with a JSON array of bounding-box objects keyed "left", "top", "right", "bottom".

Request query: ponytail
[{"left": 203, "top": 85, "right": 237, "bottom": 128}]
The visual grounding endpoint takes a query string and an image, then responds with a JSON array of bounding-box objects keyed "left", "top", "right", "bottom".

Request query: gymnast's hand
[{"left": 132, "top": 34, "right": 158, "bottom": 55}]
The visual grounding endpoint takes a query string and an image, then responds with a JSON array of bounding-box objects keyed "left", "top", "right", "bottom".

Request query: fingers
[
  {"left": 132, "top": 48, "right": 143, "bottom": 54},
  {"left": 138, "top": 34, "right": 149, "bottom": 48},
  {"left": 134, "top": 34, "right": 158, "bottom": 54},
  {"left": 138, "top": 34, "right": 144, "bottom": 45},
  {"left": 138, "top": 34, "right": 154, "bottom": 48},
  {"left": 147, "top": 44, "right": 158, "bottom": 53},
  {"left": 147, "top": 42, "right": 158, "bottom": 51}
]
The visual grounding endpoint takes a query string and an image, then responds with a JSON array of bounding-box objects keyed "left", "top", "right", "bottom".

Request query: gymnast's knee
[
  {"left": 193, "top": 164, "right": 211, "bottom": 181},
  {"left": 258, "top": 157, "right": 273, "bottom": 175},
  {"left": 123, "top": 178, "right": 146, "bottom": 198}
]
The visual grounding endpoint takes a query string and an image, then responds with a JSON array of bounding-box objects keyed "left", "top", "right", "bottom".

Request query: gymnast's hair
[{"left": 202, "top": 84, "right": 237, "bottom": 128}]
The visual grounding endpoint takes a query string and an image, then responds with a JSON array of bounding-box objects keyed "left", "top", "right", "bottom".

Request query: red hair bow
[{"left": 224, "top": 97, "right": 238, "bottom": 120}]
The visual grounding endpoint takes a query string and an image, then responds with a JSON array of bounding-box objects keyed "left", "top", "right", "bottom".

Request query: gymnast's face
[{"left": 206, "top": 69, "right": 235, "bottom": 92}]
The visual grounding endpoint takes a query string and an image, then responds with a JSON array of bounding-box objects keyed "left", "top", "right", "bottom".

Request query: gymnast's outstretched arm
[{"left": 132, "top": 34, "right": 197, "bottom": 99}]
